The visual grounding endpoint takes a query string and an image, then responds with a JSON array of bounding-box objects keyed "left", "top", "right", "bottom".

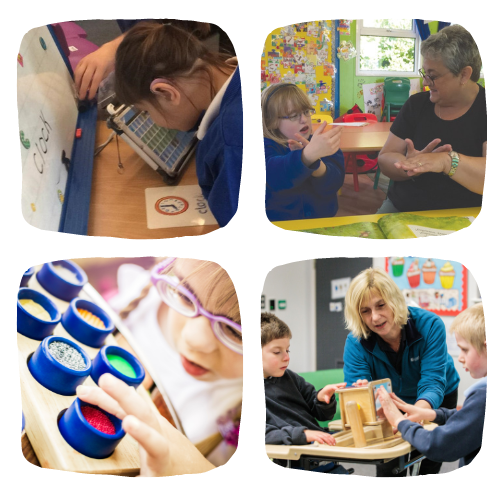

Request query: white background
[{"left": 4, "top": 2, "right": 497, "bottom": 498}]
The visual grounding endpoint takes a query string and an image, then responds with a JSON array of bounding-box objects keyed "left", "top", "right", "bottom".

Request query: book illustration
[
  {"left": 439, "top": 262, "right": 456, "bottom": 289},
  {"left": 300, "top": 213, "right": 472, "bottom": 239},
  {"left": 422, "top": 259, "right": 437, "bottom": 284}
]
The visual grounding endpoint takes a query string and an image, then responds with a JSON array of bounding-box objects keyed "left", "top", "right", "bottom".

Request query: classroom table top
[
  {"left": 87, "top": 121, "right": 219, "bottom": 239},
  {"left": 317, "top": 121, "right": 393, "bottom": 153},
  {"left": 266, "top": 422, "right": 437, "bottom": 462},
  {"left": 272, "top": 207, "right": 482, "bottom": 232}
]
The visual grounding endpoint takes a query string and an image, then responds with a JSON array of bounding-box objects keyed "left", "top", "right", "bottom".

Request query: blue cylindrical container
[
  {"left": 62, "top": 298, "right": 114, "bottom": 348},
  {"left": 37, "top": 260, "right": 88, "bottom": 301},
  {"left": 17, "top": 288, "right": 61, "bottom": 340},
  {"left": 58, "top": 398, "right": 125, "bottom": 459},
  {"left": 20, "top": 268, "right": 35, "bottom": 288},
  {"left": 91, "top": 345, "right": 146, "bottom": 389},
  {"left": 28, "top": 336, "right": 91, "bottom": 395}
]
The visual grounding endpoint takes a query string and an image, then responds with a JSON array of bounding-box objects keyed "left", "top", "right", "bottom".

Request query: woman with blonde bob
[
  {"left": 262, "top": 82, "right": 344, "bottom": 221},
  {"left": 343, "top": 268, "right": 459, "bottom": 476}
]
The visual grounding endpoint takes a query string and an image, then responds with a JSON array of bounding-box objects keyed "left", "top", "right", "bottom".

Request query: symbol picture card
[{"left": 145, "top": 185, "right": 217, "bottom": 229}]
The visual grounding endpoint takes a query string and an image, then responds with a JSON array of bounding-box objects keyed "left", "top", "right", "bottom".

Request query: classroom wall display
[
  {"left": 385, "top": 257, "right": 467, "bottom": 316},
  {"left": 18, "top": 25, "right": 78, "bottom": 231},
  {"left": 261, "top": 21, "right": 335, "bottom": 115}
]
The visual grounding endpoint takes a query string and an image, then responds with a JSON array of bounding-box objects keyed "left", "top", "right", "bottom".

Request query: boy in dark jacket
[
  {"left": 262, "top": 313, "right": 346, "bottom": 447},
  {"left": 377, "top": 303, "right": 486, "bottom": 468}
]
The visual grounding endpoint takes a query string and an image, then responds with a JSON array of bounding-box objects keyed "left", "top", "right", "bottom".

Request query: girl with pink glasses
[{"left": 77, "top": 257, "right": 242, "bottom": 476}]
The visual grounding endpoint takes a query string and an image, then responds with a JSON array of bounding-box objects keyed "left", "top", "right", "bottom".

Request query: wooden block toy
[
  {"left": 18, "top": 262, "right": 158, "bottom": 475},
  {"left": 333, "top": 379, "right": 398, "bottom": 448}
]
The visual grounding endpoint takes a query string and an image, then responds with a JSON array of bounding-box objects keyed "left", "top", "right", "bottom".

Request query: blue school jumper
[
  {"left": 343, "top": 307, "right": 460, "bottom": 409},
  {"left": 398, "top": 384, "right": 486, "bottom": 467},
  {"left": 264, "top": 137, "right": 344, "bottom": 221},
  {"left": 196, "top": 67, "right": 242, "bottom": 227}
]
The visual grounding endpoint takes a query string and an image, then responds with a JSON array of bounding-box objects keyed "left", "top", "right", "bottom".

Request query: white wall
[{"left": 262, "top": 260, "right": 315, "bottom": 373}]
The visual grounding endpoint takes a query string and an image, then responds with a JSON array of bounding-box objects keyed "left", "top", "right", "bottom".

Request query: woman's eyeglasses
[
  {"left": 418, "top": 69, "right": 449, "bottom": 87},
  {"left": 151, "top": 258, "right": 242, "bottom": 355},
  {"left": 279, "top": 108, "right": 315, "bottom": 122}
]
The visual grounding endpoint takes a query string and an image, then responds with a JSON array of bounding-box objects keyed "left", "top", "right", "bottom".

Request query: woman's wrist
[{"left": 442, "top": 152, "right": 452, "bottom": 175}]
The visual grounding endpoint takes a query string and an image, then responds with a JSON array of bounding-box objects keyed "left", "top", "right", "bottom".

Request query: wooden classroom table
[
  {"left": 87, "top": 121, "right": 219, "bottom": 239},
  {"left": 311, "top": 121, "right": 393, "bottom": 153},
  {"left": 266, "top": 422, "right": 438, "bottom": 467},
  {"left": 272, "top": 207, "right": 481, "bottom": 233}
]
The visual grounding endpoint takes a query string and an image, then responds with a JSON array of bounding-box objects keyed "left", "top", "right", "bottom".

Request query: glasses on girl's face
[
  {"left": 279, "top": 108, "right": 315, "bottom": 122},
  {"left": 151, "top": 258, "right": 243, "bottom": 355}
]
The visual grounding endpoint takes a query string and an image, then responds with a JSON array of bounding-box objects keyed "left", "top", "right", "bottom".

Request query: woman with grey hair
[{"left": 377, "top": 25, "right": 486, "bottom": 213}]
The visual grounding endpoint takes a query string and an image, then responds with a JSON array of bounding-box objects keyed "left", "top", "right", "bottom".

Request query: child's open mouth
[
  {"left": 300, "top": 125, "right": 309, "bottom": 134},
  {"left": 181, "top": 355, "right": 209, "bottom": 377}
]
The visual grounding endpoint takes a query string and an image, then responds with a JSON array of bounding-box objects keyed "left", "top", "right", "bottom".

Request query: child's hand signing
[
  {"left": 388, "top": 392, "right": 437, "bottom": 424},
  {"left": 297, "top": 121, "right": 342, "bottom": 167},
  {"left": 317, "top": 382, "right": 347, "bottom": 404},
  {"left": 304, "top": 429, "right": 336, "bottom": 446},
  {"left": 76, "top": 373, "right": 215, "bottom": 477}
]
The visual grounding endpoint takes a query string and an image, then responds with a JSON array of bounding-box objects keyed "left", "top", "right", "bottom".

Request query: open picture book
[{"left": 301, "top": 213, "right": 474, "bottom": 239}]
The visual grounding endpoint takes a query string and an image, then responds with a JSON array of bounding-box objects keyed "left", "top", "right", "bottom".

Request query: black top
[
  {"left": 376, "top": 326, "right": 407, "bottom": 375},
  {"left": 388, "top": 85, "right": 486, "bottom": 211},
  {"left": 264, "top": 369, "right": 337, "bottom": 445}
]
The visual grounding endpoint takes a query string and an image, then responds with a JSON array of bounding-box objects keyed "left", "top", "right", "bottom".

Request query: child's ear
[{"left": 150, "top": 80, "right": 182, "bottom": 105}]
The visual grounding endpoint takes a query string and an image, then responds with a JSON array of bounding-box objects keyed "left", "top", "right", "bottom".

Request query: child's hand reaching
[
  {"left": 304, "top": 429, "right": 336, "bottom": 446},
  {"left": 76, "top": 373, "right": 215, "bottom": 477},
  {"left": 317, "top": 382, "right": 347, "bottom": 404},
  {"left": 297, "top": 121, "right": 342, "bottom": 167},
  {"left": 389, "top": 392, "right": 437, "bottom": 424}
]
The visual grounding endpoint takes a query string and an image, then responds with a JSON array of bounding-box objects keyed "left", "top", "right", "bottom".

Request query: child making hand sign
[{"left": 262, "top": 83, "right": 344, "bottom": 221}]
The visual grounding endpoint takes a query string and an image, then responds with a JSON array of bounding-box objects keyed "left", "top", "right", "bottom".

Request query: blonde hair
[
  {"left": 344, "top": 268, "right": 408, "bottom": 339},
  {"left": 450, "top": 303, "right": 485, "bottom": 353},
  {"left": 261, "top": 83, "right": 312, "bottom": 146}
]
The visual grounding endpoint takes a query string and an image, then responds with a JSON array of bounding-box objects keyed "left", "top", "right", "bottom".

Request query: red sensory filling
[{"left": 81, "top": 406, "right": 116, "bottom": 435}]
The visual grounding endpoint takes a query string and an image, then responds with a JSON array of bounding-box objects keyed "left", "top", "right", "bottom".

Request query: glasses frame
[
  {"left": 418, "top": 69, "right": 449, "bottom": 87},
  {"left": 151, "top": 258, "right": 242, "bottom": 355},
  {"left": 279, "top": 108, "right": 315, "bottom": 122}
]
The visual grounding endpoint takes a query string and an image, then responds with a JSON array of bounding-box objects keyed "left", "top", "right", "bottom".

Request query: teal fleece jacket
[{"left": 343, "top": 307, "right": 460, "bottom": 409}]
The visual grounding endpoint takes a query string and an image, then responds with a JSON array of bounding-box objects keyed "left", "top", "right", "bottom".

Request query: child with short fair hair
[
  {"left": 262, "top": 313, "right": 346, "bottom": 447},
  {"left": 262, "top": 83, "right": 345, "bottom": 221},
  {"left": 377, "top": 303, "right": 486, "bottom": 468}
]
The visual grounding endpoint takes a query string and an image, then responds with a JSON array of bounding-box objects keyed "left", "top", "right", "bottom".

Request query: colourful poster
[{"left": 386, "top": 257, "right": 467, "bottom": 316}]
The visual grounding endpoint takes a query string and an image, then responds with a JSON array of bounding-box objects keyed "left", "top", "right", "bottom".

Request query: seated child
[
  {"left": 262, "top": 313, "right": 349, "bottom": 473},
  {"left": 262, "top": 83, "right": 345, "bottom": 222},
  {"left": 377, "top": 303, "right": 486, "bottom": 468}
]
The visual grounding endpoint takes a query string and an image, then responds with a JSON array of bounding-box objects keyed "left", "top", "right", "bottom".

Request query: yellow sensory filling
[{"left": 20, "top": 299, "right": 51, "bottom": 321}]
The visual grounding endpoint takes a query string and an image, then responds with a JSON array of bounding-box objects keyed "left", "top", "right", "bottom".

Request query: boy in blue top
[{"left": 377, "top": 303, "right": 486, "bottom": 468}]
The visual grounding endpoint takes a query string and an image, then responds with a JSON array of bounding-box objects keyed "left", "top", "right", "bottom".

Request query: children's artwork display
[
  {"left": 385, "top": 257, "right": 467, "bottom": 315},
  {"left": 363, "top": 82, "right": 384, "bottom": 120},
  {"left": 18, "top": 26, "right": 78, "bottom": 231},
  {"left": 262, "top": 21, "right": 335, "bottom": 114}
]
